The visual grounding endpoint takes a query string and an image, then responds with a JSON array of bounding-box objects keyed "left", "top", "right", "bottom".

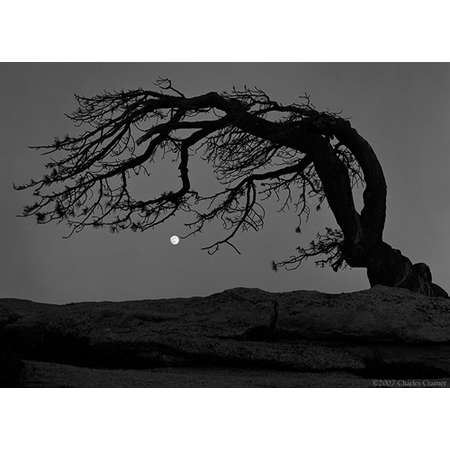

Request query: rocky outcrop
[{"left": 1, "top": 285, "right": 449, "bottom": 387}]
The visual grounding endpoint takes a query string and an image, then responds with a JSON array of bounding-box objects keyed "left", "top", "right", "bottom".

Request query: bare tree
[{"left": 15, "top": 80, "right": 448, "bottom": 297}]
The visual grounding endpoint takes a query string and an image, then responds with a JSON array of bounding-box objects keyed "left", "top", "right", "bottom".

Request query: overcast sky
[{"left": 1, "top": 63, "right": 449, "bottom": 303}]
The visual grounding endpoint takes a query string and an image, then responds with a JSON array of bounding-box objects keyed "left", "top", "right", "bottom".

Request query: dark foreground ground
[
  {"left": 14, "top": 360, "right": 448, "bottom": 387},
  {"left": 1, "top": 285, "right": 449, "bottom": 387}
]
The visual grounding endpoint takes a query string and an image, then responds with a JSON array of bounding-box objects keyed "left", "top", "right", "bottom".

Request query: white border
[
  {"left": 1, "top": 0, "right": 450, "bottom": 61},
  {"left": 0, "top": 389, "right": 448, "bottom": 449}
]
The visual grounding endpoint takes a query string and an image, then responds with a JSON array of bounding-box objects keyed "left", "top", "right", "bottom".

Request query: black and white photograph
[
  {"left": 2, "top": 62, "right": 450, "bottom": 388},
  {"left": 1, "top": 2, "right": 449, "bottom": 449}
]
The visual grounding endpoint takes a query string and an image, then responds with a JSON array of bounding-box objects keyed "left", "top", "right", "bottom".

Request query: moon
[{"left": 170, "top": 235, "right": 180, "bottom": 245}]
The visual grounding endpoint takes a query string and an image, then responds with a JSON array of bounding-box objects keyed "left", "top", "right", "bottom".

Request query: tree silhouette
[{"left": 15, "top": 80, "right": 448, "bottom": 297}]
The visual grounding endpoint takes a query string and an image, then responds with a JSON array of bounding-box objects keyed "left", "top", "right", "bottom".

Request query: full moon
[{"left": 170, "top": 235, "right": 180, "bottom": 245}]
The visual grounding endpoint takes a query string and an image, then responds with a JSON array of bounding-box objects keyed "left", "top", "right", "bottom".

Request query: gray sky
[{"left": 1, "top": 63, "right": 450, "bottom": 303}]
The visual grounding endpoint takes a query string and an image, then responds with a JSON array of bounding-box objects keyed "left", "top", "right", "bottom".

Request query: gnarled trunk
[
  {"left": 306, "top": 118, "right": 448, "bottom": 298},
  {"left": 361, "top": 241, "right": 448, "bottom": 297}
]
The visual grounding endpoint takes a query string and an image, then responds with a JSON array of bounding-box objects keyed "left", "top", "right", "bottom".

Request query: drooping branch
[
  {"left": 16, "top": 84, "right": 343, "bottom": 254},
  {"left": 183, "top": 154, "right": 314, "bottom": 254},
  {"left": 273, "top": 227, "right": 346, "bottom": 272}
]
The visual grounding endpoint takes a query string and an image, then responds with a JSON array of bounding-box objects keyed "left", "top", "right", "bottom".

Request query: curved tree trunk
[
  {"left": 304, "top": 118, "right": 448, "bottom": 298},
  {"left": 234, "top": 110, "right": 448, "bottom": 298}
]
